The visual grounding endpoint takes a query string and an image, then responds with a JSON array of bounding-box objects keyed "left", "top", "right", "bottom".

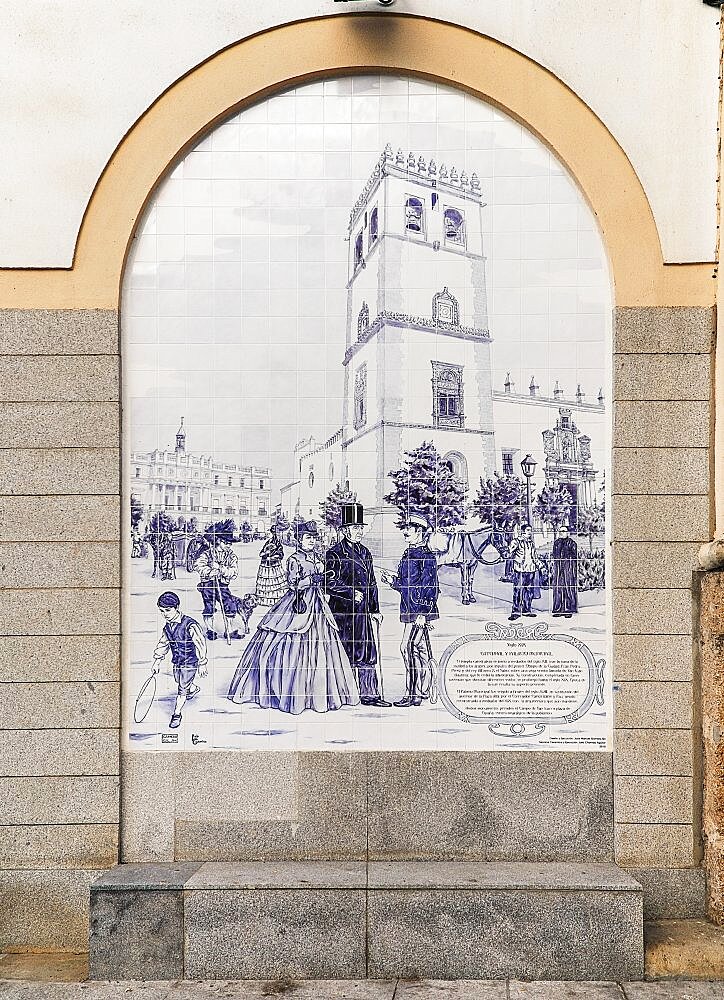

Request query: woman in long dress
[
  {"left": 255, "top": 525, "right": 287, "bottom": 606},
  {"left": 227, "top": 521, "right": 360, "bottom": 714}
]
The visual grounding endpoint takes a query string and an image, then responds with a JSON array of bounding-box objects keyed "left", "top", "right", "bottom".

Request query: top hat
[
  {"left": 403, "top": 511, "right": 432, "bottom": 531},
  {"left": 340, "top": 502, "right": 366, "bottom": 527}
]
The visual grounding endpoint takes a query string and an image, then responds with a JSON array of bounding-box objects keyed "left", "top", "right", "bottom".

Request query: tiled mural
[{"left": 124, "top": 75, "right": 611, "bottom": 752}]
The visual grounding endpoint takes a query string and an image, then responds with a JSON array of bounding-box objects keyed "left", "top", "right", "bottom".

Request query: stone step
[{"left": 89, "top": 861, "right": 644, "bottom": 982}]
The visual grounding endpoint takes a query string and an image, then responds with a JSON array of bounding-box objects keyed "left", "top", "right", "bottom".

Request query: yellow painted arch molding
[{"left": 0, "top": 14, "right": 714, "bottom": 309}]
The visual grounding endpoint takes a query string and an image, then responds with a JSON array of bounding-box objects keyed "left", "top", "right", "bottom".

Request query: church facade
[{"left": 280, "top": 146, "right": 605, "bottom": 546}]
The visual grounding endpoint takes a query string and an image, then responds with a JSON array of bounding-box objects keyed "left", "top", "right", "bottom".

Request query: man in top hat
[
  {"left": 324, "top": 502, "right": 389, "bottom": 707},
  {"left": 380, "top": 511, "right": 439, "bottom": 708}
]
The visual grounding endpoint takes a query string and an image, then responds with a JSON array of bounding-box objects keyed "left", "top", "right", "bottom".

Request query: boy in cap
[
  {"left": 193, "top": 519, "right": 244, "bottom": 640},
  {"left": 152, "top": 591, "right": 208, "bottom": 729},
  {"left": 380, "top": 511, "right": 439, "bottom": 707}
]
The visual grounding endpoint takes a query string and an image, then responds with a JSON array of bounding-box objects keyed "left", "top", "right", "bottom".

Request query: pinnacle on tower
[
  {"left": 396, "top": 147, "right": 405, "bottom": 166},
  {"left": 576, "top": 384, "right": 585, "bottom": 403},
  {"left": 504, "top": 372, "right": 513, "bottom": 394},
  {"left": 428, "top": 158, "right": 437, "bottom": 176},
  {"left": 175, "top": 417, "right": 186, "bottom": 454},
  {"left": 471, "top": 173, "right": 481, "bottom": 192},
  {"left": 598, "top": 387, "right": 605, "bottom": 404},
  {"left": 449, "top": 166, "right": 459, "bottom": 184},
  {"left": 529, "top": 377, "right": 539, "bottom": 397},
  {"left": 383, "top": 143, "right": 394, "bottom": 161},
  {"left": 554, "top": 381, "right": 564, "bottom": 400},
  {"left": 407, "top": 151, "right": 417, "bottom": 169}
]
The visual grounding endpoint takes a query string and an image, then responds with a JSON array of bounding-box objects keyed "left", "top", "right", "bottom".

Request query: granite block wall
[{"left": 0, "top": 304, "right": 713, "bottom": 949}]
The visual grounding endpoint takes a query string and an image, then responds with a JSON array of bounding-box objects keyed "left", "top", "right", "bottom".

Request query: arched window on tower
[
  {"left": 354, "top": 230, "right": 363, "bottom": 270},
  {"left": 354, "top": 364, "right": 368, "bottom": 430},
  {"left": 432, "top": 361, "right": 464, "bottom": 430},
  {"left": 405, "top": 196, "right": 424, "bottom": 234},
  {"left": 443, "top": 206, "right": 465, "bottom": 246},
  {"left": 369, "top": 205, "right": 379, "bottom": 247},
  {"left": 432, "top": 287, "right": 460, "bottom": 326},
  {"left": 357, "top": 302, "right": 369, "bottom": 341}
]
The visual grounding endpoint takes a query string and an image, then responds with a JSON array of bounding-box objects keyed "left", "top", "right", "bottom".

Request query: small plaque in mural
[{"left": 439, "top": 622, "right": 605, "bottom": 740}]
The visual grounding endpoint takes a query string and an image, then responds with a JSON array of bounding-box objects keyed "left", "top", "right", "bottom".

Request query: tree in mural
[
  {"left": 533, "top": 485, "right": 572, "bottom": 536},
  {"left": 320, "top": 483, "right": 358, "bottom": 533},
  {"left": 577, "top": 502, "right": 606, "bottom": 552},
  {"left": 385, "top": 441, "right": 468, "bottom": 529},
  {"left": 470, "top": 474, "right": 526, "bottom": 529}
]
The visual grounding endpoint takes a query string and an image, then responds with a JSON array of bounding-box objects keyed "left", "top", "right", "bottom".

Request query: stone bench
[{"left": 89, "top": 861, "right": 644, "bottom": 981}]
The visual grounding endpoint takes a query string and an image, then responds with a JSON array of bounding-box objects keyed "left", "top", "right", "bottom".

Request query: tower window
[
  {"left": 444, "top": 207, "right": 466, "bottom": 246},
  {"left": 135, "top": 467, "right": 141, "bottom": 478},
  {"left": 405, "top": 196, "right": 424, "bottom": 234},
  {"left": 354, "top": 231, "right": 363, "bottom": 269},
  {"left": 369, "top": 205, "right": 379, "bottom": 246},
  {"left": 228, "top": 476, "right": 233, "bottom": 487},
  {"left": 354, "top": 364, "right": 368, "bottom": 430},
  {"left": 357, "top": 301, "right": 369, "bottom": 341},
  {"left": 432, "top": 361, "right": 464, "bottom": 430}
]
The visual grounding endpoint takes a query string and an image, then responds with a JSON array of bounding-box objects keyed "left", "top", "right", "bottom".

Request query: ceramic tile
[{"left": 124, "top": 74, "right": 612, "bottom": 755}]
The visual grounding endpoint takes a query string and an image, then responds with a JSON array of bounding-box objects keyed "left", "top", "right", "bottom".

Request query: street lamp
[{"left": 520, "top": 454, "right": 537, "bottom": 527}]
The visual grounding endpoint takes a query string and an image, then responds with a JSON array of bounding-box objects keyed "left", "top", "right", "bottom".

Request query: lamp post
[{"left": 520, "top": 454, "right": 537, "bottom": 528}]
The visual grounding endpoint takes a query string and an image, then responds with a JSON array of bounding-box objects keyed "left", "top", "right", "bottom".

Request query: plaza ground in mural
[{"left": 125, "top": 534, "right": 608, "bottom": 752}]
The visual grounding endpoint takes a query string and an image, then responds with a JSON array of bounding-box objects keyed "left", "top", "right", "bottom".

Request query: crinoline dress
[{"left": 228, "top": 550, "right": 360, "bottom": 714}]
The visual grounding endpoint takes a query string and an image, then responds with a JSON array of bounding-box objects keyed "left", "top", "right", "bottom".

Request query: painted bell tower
[{"left": 341, "top": 145, "right": 496, "bottom": 544}]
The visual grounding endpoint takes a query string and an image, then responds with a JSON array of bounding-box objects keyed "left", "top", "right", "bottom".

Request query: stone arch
[{"left": 0, "top": 15, "right": 711, "bottom": 310}]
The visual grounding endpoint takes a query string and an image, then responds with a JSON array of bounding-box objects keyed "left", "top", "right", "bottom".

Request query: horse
[{"left": 431, "top": 526, "right": 510, "bottom": 605}]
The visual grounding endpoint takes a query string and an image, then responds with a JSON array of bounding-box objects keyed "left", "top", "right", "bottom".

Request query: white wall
[{"left": 0, "top": 1, "right": 718, "bottom": 268}]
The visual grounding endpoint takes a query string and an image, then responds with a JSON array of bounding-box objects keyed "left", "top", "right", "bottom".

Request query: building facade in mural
[{"left": 130, "top": 419, "right": 272, "bottom": 531}]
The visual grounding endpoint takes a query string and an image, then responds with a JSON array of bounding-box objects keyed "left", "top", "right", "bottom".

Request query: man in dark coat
[
  {"left": 324, "top": 503, "right": 390, "bottom": 707},
  {"left": 551, "top": 524, "right": 578, "bottom": 618},
  {"left": 381, "top": 511, "right": 439, "bottom": 708}
]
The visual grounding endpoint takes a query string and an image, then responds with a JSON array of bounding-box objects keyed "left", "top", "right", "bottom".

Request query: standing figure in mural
[
  {"left": 255, "top": 524, "right": 287, "bottom": 607},
  {"left": 227, "top": 520, "right": 360, "bottom": 714},
  {"left": 152, "top": 591, "right": 208, "bottom": 729},
  {"left": 193, "top": 519, "right": 244, "bottom": 641},
  {"left": 551, "top": 523, "right": 579, "bottom": 618},
  {"left": 507, "top": 523, "right": 543, "bottom": 621},
  {"left": 158, "top": 531, "right": 176, "bottom": 581},
  {"left": 324, "top": 503, "right": 389, "bottom": 708},
  {"left": 380, "top": 512, "right": 440, "bottom": 708}
]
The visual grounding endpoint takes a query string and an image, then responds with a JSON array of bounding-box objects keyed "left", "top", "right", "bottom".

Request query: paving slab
[
  {"left": 395, "top": 981, "right": 506, "bottom": 998},
  {"left": 622, "top": 985, "right": 724, "bottom": 998},
  {"left": 0, "top": 983, "right": 396, "bottom": 998},
  {"left": 509, "top": 985, "right": 624, "bottom": 998}
]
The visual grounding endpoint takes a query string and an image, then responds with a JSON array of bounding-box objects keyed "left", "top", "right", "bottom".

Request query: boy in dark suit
[{"left": 381, "top": 511, "right": 439, "bottom": 708}]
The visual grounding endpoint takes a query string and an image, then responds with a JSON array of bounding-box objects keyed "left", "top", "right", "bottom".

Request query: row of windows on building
[
  {"left": 353, "top": 197, "right": 467, "bottom": 269},
  {"left": 134, "top": 467, "right": 265, "bottom": 490}
]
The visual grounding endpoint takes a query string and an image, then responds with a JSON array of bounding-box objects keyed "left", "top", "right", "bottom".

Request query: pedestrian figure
[
  {"left": 158, "top": 530, "right": 176, "bottom": 581},
  {"left": 507, "top": 523, "right": 543, "bottom": 621},
  {"left": 255, "top": 525, "right": 287, "bottom": 607},
  {"left": 151, "top": 591, "right": 207, "bottom": 729},
  {"left": 193, "top": 519, "right": 244, "bottom": 640},
  {"left": 551, "top": 523, "right": 578, "bottom": 618},
  {"left": 227, "top": 520, "right": 359, "bottom": 714},
  {"left": 325, "top": 503, "right": 389, "bottom": 707},
  {"left": 380, "top": 511, "right": 439, "bottom": 708}
]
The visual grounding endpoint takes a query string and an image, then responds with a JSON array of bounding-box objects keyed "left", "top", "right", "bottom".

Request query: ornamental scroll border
[{"left": 437, "top": 621, "right": 606, "bottom": 738}]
